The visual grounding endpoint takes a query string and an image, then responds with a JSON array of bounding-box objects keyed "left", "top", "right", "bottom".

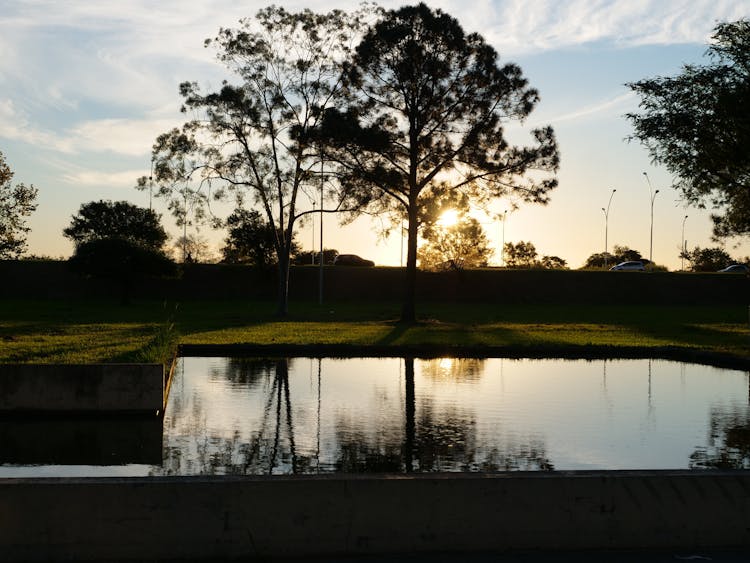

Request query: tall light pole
[
  {"left": 642, "top": 172, "right": 660, "bottom": 264},
  {"left": 311, "top": 202, "right": 316, "bottom": 265},
  {"left": 681, "top": 214, "right": 688, "bottom": 271},
  {"left": 500, "top": 210, "right": 507, "bottom": 267},
  {"left": 400, "top": 219, "right": 405, "bottom": 267},
  {"left": 602, "top": 188, "right": 616, "bottom": 267},
  {"left": 319, "top": 153, "right": 324, "bottom": 305}
]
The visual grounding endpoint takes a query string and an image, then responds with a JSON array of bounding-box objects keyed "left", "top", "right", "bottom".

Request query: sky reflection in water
[
  {"left": 1, "top": 357, "right": 748, "bottom": 477},
  {"left": 159, "top": 357, "right": 750, "bottom": 476}
]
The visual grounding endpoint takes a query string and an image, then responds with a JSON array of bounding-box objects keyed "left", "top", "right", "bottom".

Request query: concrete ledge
[
  {"left": 0, "top": 364, "right": 164, "bottom": 413},
  {"left": 1, "top": 471, "right": 749, "bottom": 561}
]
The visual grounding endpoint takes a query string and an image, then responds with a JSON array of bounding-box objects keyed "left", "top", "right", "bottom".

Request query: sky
[{"left": 1, "top": 0, "right": 749, "bottom": 269}]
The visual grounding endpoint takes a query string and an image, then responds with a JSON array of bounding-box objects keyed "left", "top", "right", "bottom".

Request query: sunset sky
[{"left": 2, "top": 0, "right": 748, "bottom": 269}]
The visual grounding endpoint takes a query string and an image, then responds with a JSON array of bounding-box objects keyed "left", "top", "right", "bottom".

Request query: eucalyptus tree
[
  {"left": 319, "top": 3, "right": 559, "bottom": 322},
  {"left": 141, "top": 7, "right": 368, "bottom": 315}
]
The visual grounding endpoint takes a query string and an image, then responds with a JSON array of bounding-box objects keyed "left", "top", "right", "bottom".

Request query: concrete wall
[
  {"left": 1, "top": 471, "right": 749, "bottom": 561},
  {"left": 2, "top": 259, "right": 748, "bottom": 305},
  {"left": 0, "top": 364, "right": 164, "bottom": 413},
  {"left": 0, "top": 415, "right": 162, "bottom": 465}
]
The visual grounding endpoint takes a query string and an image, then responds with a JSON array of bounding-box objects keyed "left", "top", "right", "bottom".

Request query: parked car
[
  {"left": 609, "top": 261, "right": 645, "bottom": 271},
  {"left": 332, "top": 254, "right": 375, "bottom": 267},
  {"left": 718, "top": 264, "right": 749, "bottom": 273}
]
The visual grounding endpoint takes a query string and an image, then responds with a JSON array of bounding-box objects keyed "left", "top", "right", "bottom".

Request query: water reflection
[
  {"left": 690, "top": 405, "right": 750, "bottom": 469},
  {"left": 0, "top": 357, "right": 747, "bottom": 477},
  {"left": 156, "top": 356, "right": 556, "bottom": 475}
]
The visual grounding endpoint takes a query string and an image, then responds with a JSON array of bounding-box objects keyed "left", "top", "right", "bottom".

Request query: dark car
[
  {"left": 718, "top": 264, "right": 749, "bottom": 273},
  {"left": 333, "top": 254, "right": 375, "bottom": 267},
  {"left": 609, "top": 261, "right": 645, "bottom": 271}
]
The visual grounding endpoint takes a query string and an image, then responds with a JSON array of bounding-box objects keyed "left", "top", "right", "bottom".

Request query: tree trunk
[
  {"left": 275, "top": 250, "right": 290, "bottom": 317},
  {"left": 403, "top": 356, "right": 415, "bottom": 473},
  {"left": 400, "top": 202, "right": 419, "bottom": 323}
]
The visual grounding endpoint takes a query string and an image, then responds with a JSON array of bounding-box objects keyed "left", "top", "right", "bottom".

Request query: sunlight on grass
[{"left": 0, "top": 300, "right": 747, "bottom": 363}]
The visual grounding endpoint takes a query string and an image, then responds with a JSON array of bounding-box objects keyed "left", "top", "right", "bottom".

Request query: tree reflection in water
[
  {"left": 333, "top": 357, "right": 553, "bottom": 473},
  {"left": 690, "top": 404, "right": 750, "bottom": 469},
  {"left": 160, "top": 356, "right": 553, "bottom": 475},
  {"left": 161, "top": 358, "right": 316, "bottom": 476}
]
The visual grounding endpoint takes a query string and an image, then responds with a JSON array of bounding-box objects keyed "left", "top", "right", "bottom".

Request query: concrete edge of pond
[
  {"left": 0, "top": 359, "right": 178, "bottom": 414},
  {"left": 179, "top": 343, "right": 750, "bottom": 371},
  {"left": 1, "top": 470, "right": 749, "bottom": 561}
]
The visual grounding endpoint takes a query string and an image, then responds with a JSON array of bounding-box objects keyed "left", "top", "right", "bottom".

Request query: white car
[{"left": 609, "top": 261, "right": 645, "bottom": 271}]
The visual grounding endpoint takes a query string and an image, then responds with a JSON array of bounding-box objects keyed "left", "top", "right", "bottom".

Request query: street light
[
  {"left": 642, "top": 172, "right": 660, "bottom": 264},
  {"left": 500, "top": 210, "right": 507, "bottom": 267},
  {"left": 311, "top": 202, "right": 316, "bottom": 265},
  {"left": 601, "top": 188, "right": 616, "bottom": 267},
  {"left": 681, "top": 214, "right": 688, "bottom": 271}
]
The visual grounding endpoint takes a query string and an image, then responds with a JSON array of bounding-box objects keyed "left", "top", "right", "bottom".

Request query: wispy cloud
[
  {"left": 0, "top": 99, "right": 74, "bottom": 152},
  {"left": 543, "top": 92, "right": 637, "bottom": 125},
  {"left": 0, "top": 0, "right": 745, "bottom": 159},
  {"left": 61, "top": 167, "right": 147, "bottom": 189},
  {"left": 0, "top": 98, "right": 181, "bottom": 156}
]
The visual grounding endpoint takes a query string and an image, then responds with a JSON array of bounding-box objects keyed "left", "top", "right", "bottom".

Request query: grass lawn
[{"left": 0, "top": 299, "right": 747, "bottom": 365}]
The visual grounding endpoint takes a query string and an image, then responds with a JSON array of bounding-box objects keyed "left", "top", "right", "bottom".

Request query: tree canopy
[
  {"left": 503, "top": 241, "right": 567, "bottom": 269},
  {"left": 680, "top": 246, "right": 737, "bottom": 272},
  {"left": 222, "top": 208, "right": 300, "bottom": 267},
  {"left": 0, "top": 151, "right": 37, "bottom": 259},
  {"left": 63, "top": 200, "right": 168, "bottom": 251},
  {"left": 582, "top": 245, "right": 645, "bottom": 269},
  {"left": 627, "top": 19, "right": 750, "bottom": 240},
  {"left": 142, "top": 6, "right": 366, "bottom": 315},
  {"left": 319, "top": 3, "right": 558, "bottom": 321},
  {"left": 420, "top": 214, "right": 491, "bottom": 270}
]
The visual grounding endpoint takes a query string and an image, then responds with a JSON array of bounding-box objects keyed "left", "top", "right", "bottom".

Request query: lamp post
[
  {"left": 319, "top": 155, "right": 324, "bottom": 305},
  {"left": 500, "top": 210, "right": 507, "bottom": 267},
  {"left": 681, "top": 214, "right": 688, "bottom": 271},
  {"left": 642, "top": 172, "right": 660, "bottom": 264},
  {"left": 602, "top": 188, "right": 616, "bottom": 267},
  {"left": 311, "top": 202, "right": 316, "bottom": 265},
  {"left": 400, "top": 219, "right": 404, "bottom": 267}
]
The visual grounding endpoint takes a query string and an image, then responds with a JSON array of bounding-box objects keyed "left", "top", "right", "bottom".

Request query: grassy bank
[{"left": 0, "top": 299, "right": 747, "bottom": 366}]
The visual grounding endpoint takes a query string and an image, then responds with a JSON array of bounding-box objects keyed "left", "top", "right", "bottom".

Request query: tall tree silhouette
[{"left": 320, "top": 4, "right": 558, "bottom": 322}]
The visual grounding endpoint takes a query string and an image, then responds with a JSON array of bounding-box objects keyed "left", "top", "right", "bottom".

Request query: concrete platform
[
  {"left": 0, "top": 363, "right": 167, "bottom": 414},
  {"left": 1, "top": 471, "right": 750, "bottom": 561}
]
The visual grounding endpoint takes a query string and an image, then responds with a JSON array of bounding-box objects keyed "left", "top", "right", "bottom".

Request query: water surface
[{"left": 1, "top": 357, "right": 748, "bottom": 477}]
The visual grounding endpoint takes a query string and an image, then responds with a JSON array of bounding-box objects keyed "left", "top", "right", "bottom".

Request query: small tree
[
  {"left": 222, "top": 208, "right": 300, "bottom": 268},
  {"left": 292, "top": 248, "right": 338, "bottom": 266},
  {"left": 680, "top": 246, "right": 734, "bottom": 272},
  {"left": 0, "top": 151, "right": 37, "bottom": 259},
  {"left": 420, "top": 215, "right": 491, "bottom": 270},
  {"left": 504, "top": 241, "right": 538, "bottom": 269},
  {"left": 583, "top": 245, "right": 645, "bottom": 268},
  {"left": 173, "top": 234, "right": 214, "bottom": 263},
  {"left": 65, "top": 201, "right": 173, "bottom": 303},
  {"left": 63, "top": 200, "right": 168, "bottom": 251},
  {"left": 539, "top": 255, "right": 567, "bottom": 270}
]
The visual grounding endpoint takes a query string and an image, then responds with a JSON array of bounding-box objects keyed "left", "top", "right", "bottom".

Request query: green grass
[{"left": 0, "top": 299, "right": 747, "bottom": 364}]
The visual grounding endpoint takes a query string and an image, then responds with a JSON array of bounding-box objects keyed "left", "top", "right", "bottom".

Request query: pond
[{"left": 1, "top": 357, "right": 748, "bottom": 477}]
